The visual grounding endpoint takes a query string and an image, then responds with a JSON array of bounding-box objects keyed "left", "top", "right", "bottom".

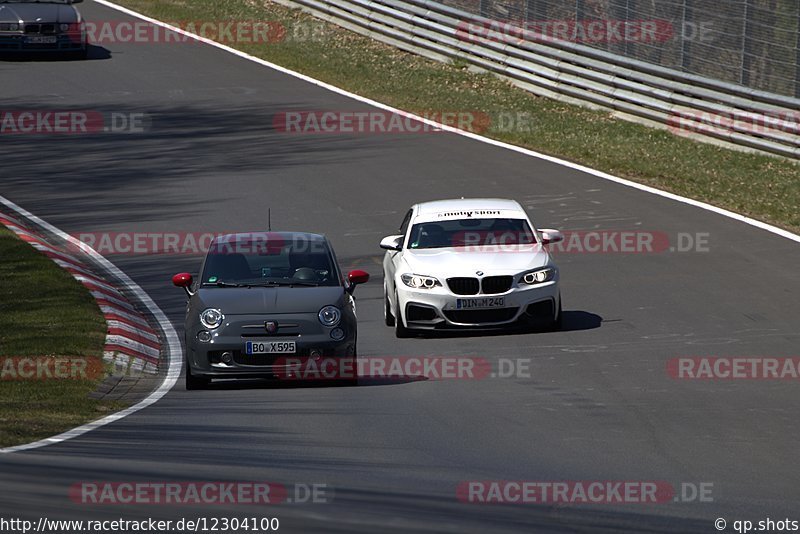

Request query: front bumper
[
  {"left": 186, "top": 313, "right": 356, "bottom": 378},
  {"left": 397, "top": 280, "right": 560, "bottom": 330},
  {"left": 0, "top": 33, "right": 85, "bottom": 53}
]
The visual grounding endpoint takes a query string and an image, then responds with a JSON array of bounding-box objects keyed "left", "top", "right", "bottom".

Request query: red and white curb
[
  {"left": 0, "top": 211, "right": 161, "bottom": 376},
  {"left": 0, "top": 196, "right": 181, "bottom": 454}
]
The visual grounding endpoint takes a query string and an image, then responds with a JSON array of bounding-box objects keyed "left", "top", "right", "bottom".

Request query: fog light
[
  {"left": 330, "top": 328, "right": 345, "bottom": 341},
  {"left": 221, "top": 351, "right": 233, "bottom": 364},
  {"left": 197, "top": 331, "right": 212, "bottom": 343},
  {"left": 309, "top": 349, "right": 322, "bottom": 360}
]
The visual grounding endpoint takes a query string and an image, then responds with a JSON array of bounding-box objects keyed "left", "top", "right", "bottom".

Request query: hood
[
  {"left": 194, "top": 286, "right": 345, "bottom": 315},
  {"left": 0, "top": 3, "right": 79, "bottom": 24},
  {"left": 402, "top": 246, "right": 551, "bottom": 277}
]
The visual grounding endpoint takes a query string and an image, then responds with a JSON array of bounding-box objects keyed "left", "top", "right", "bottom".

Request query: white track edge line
[
  {"left": 88, "top": 0, "right": 800, "bottom": 245},
  {"left": 0, "top": 195, "right": 182, "bottom": 454}
]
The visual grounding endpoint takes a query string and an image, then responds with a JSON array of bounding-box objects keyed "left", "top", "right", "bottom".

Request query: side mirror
[
  {"left": 380, "top": 235, "right": 403, "bottom": 251},
  {"left": 172, "top": 272, "right": 194, "bottom": 296},
  {"left": 346, "top": 270, "right": 370, "bottom": 293},
  {"left": 539, "top": 229, "right": 564, "bottom": 245}
]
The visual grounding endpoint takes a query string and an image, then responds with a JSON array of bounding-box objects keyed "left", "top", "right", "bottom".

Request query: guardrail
[{"left": 272, "top": 0, "right": 800, "bottom": 159}]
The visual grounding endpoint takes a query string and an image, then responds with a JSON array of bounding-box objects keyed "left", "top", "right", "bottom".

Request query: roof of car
[
  {"left": 415, "top": 198, "right": 524, "bottom": 214},
  {"left": 412, "top": 198, "right": 527, "bottom": 222}
]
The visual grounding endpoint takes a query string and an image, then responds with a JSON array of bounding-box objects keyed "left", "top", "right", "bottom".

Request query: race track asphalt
[{"left": 1, "top": 3, "right": 799, "bottom": 532}]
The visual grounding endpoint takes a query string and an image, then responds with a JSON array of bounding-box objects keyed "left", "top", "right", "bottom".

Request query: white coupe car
[{"left": 381, "top": 198, "right": 564, "bottom": 337}]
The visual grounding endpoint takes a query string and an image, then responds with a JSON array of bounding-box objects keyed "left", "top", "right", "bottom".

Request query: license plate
[
  {"left": 25, "top": 36, "right": 57, "bottom": 44},
  {"left": 456, "top": 297, "right": 505, "bottom": 309},
  {"left": 245, "top": 341, "right": 296, "bottom": 354}
]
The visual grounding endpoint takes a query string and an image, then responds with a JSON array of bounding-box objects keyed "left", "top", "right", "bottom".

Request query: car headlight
[
  {"left": 401, "top": 273, "right": 440, "bottom": 289},
  {"left": 59, "top": 23, "right": 70, "bottom": 32},
  {"left": 520, "top": 267, "right": 556, "bottom": 285},
  {"left": 200, "top": 308, "right": 224, "bottom": 329},
  {"left": 0, "top": 23, "right": 20, "bottom": 31},
  {"left": 318, "top": 305, "right": 341, "bottom": 327}
]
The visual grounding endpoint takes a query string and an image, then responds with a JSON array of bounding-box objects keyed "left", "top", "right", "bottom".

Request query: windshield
[
  {"left": 200, "top": 234, "right": 339, "bottom": 287},
  {"left": 407, "top": 218, "right": 536, "bottom": 249}
]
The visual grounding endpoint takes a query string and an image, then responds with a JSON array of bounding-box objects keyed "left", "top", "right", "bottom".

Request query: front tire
[
  {"left": 394, "top": 291, "right": 411, "bottom": 338},
  {"left": 549, "top": 296, "right": 563, "bottom": 331},
  {"left": 384, "top": 284, "right": 395, "bottom": 327},
  {"left": 185, "top": 360, "right": 209, "bottom": 390}
]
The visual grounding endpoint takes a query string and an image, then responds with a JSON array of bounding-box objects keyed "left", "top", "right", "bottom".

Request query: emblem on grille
[
  {"left": 476, "top": 271, "right": 484, "bottom": 276},
  {"left": 265, "top": 321, "right": 278, "bottom": 333}
]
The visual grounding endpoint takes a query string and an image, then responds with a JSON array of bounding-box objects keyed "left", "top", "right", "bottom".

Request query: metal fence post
[
  {"left": 795, "top": 3, "right": 800, "bottom": 98},
  {"left": 524, "top": 0, "right": 537, "bottom": 23},
  {"left": 681, "top": 0, "right": 692, "bottom": 72},
  {"left": 741, "top": 0, "right": 753, "bottom": 86},
  {"left": 624, "top": 0, "right": 632, "bottom": 57}
]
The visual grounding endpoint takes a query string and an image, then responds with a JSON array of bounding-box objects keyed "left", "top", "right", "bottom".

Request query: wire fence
[{"left": 437, "top": 0, "right": 800, "bottom": 98}]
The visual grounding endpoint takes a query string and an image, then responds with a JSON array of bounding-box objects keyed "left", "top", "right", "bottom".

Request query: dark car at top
[
  {"left": 172, "top": 232, "right": 370, "bottom": 389},
  {"left": 0, "top": 0, "right": 87, "bottom": 58}
]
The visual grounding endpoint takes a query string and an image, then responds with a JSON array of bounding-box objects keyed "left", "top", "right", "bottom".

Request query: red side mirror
[
  {"left": 348, "top": 270, "right": 370, "bottom": 285},
  {"left": 172, "top": 272, "right": 193, "bottom": 288}
]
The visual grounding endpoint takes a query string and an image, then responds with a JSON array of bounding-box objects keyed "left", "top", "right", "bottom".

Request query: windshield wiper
[
  {"left": 202, "top": 281, "right": 247, "bottom": 287},
  {"left": 202, "top": 280, "right": 320, "bottom": 288},
  {"left": 251, "top": 280, "right": 320, "bottom": 287}
]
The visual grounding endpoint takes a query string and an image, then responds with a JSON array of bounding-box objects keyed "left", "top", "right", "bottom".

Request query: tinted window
[{"left": 201, "top": 234, "right": 338, "bottom": 286}]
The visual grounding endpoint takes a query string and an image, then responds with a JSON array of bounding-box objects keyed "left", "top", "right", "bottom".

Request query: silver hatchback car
[{"left": 172, "top": 232, "right": 369, "bottom": 389}]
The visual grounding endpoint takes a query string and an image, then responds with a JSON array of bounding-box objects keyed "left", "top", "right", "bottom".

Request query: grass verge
[
  {"left": 0, "top": 226, "right": 122, "bottom": 448},
  {"left": 112, "top": 0, "right": 798, "bottom": 233}
]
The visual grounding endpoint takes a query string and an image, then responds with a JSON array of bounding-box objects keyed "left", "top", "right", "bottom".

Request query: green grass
[
  {"left": 0, "top": 227, "right": 122, "bottom": 447},
  {"left": 116, "top": 0, "right": 799, "bottom": 233}
]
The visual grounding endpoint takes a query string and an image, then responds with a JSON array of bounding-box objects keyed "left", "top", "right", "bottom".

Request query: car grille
[
  {"left": 406, "top": 304, "right": 438, "bottom": 322},
  {"left": 444, "top": 307, "right": 519, "bottom": 324},
  {"left": 233, "top": 352, "right": 281, "bottom": 366},
  {"left": 447, "top": 276, "right": 513, "bottom": 295},
  {"left": 447, "top": 277, "right": 479, "bottom": 295},
  {"left": 24, "top": 23, "right": 57, "bottom": 35},
  {"left": 525, "top": 300, "right": 555, "bottom": 318},
  {"left": 481, "top": 275, "right": 513, "bottom": 294},
  {"left": 233, "top": 351, "right": 302, "bottom": 366}
]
